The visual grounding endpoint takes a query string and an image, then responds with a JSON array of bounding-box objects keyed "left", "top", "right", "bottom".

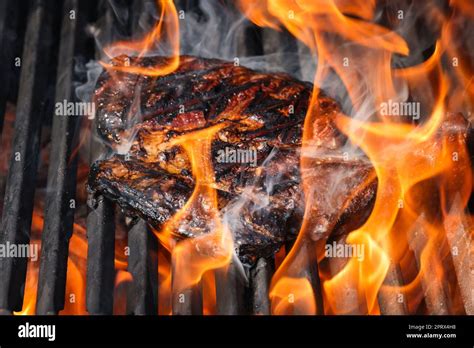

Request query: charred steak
[{"left": 88, "top": 55, "right": 377, "bottom": 263}]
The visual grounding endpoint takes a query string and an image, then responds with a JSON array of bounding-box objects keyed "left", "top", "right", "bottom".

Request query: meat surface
[{"left": 88, "top": 55, "right": 377, "bottom": 263}]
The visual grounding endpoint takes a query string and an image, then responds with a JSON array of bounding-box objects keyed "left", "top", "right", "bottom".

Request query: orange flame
[
  {"left": 14, "top": 211, "right": 89, "bottom": 315},
  {"left": 239, "top": 0, "right": 473, "bottom": 315},
  {"left": 158, "top": 247, "right": 172, "bottom": 315},
  {"left": 101, "top": 0, "right": 180, "bottom": 76},
  {"left": 14, "top": 209, "right": 132, "bottom": 315},
  {"left": 153, "top": 124, "right": 234, "bottom": 307},
  {"left": 270, "top": 277, "right": 316, "bottom": 315}
]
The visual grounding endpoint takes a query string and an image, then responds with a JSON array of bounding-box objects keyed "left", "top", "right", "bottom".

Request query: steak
[{"left": 88, "top": 55, "right": 377, "bottom": 263}]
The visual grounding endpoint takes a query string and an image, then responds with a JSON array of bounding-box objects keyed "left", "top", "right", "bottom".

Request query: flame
[
  {"left": 14, "top": 208, "right": 131, "bottom": 315},
  {"left": 238, "top": 0, "right": 408, "bottom": 112},
  {"left": 101, "top": 0, "right": 180, "bottom": 76},
  {"left": 270, "top": 277, "right": 316, "bottom": 315},
  {"left": 239, "top": 0, "right": 473, "bottom": 315},
  {"left": 115, "top": 270, "right": 133, "bottom": 285},
  {"left": 13, "top": 209, "right": 43, "bottom": 315},
  {"left": 328, "top": 37, "right": 471, "bottom": 315},
  {"left": 202, "top": 271, "right": 217, "bottom": 315},
  {"left": 158, "top": 247, "right": 172, "bottom": 315},
  {"left": 235, "top": 0, "right": 412, "bottom": 314},
  {"left": 153, "top": 124, "right": 234, "bottom": 309},
  {"left": 61, "top": 226, "right": 88, "bottom": 315},
  {"left": 13, "top": 211, "right": 89, "bottom": 315},
  {"left": 15, "top": 0, "right": 185, "bottom": 315},
  {"left": 8, "top": 0, "right": 472, "bottom": 316}
]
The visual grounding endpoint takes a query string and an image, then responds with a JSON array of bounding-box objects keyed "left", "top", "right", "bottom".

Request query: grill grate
[
  {"left": 35, "top": 0, "right": 88, "bottom": 316},
  {"left": 0, "top": 0, "right": 60, "bottom": 313},
  {"left": 1, "top": 0, "right": 472, "bottom": 319},
  {"left": 0, "top": 0, "right": 316, "bottom": 316}
]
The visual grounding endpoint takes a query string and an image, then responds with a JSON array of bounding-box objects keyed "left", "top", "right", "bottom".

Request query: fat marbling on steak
[{"left": 88, "top": 55, "right": 377, "bottom": 263}]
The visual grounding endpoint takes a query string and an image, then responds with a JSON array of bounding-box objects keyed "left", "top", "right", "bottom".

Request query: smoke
[
  {"left": 75, "top": 60, "right": 103, "bottom": 104},
  {"left": 74, "top": 0, "right": 316, "bottom": 236},
  {"left": 74, "top": 0, "right": 315, "bottom": 152},
  {"left": 74, "top": 0, "right": 451, "bottom": 269}
]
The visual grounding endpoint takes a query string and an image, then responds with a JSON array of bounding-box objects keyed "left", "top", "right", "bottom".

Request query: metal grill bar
[
  {"left": 126, "top": 220, "right": 159, "bottom": 315},
  {"left": 85, "top": 0, "right": 127, "bottom": 316},
  {"left": 443, "top": 202, "right": 474, "bottom": 315},
  {"left": 86, "top": 195, "right": 116, "bottom": 315},
  {"left": 0, "top": 0, "right": 23, "bottom": 140},
  {"left": 0, "top": 0, "right": 10, "bottom": 138},
  {"left": 35, "top": 0, "right": 87, "bottom": 315},
  {"left": 215, "top": 260, "right": 247, "bottom": 315},
  {"left": 378, "top": 263, "right": 407, "bottom": 315},
  {"left": 250, "top": 257, "right": 274, "bottom": 315},
  {"left": 0, "top": 0, "right": 9, "bottom": 56},
  {"left": 0, "top": 0, "right": 55, "bottom": 313},
  {"left": 0, "top": 1, "right": 25, "bottom": 219}
]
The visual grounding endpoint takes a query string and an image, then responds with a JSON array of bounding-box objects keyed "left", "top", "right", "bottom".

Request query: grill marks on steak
[
  {"left": 95, "top": 55, "right": 309, "bottom": 144},
  {"left": 88, "top": 56, "right": 377, "bottom": 262}
]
